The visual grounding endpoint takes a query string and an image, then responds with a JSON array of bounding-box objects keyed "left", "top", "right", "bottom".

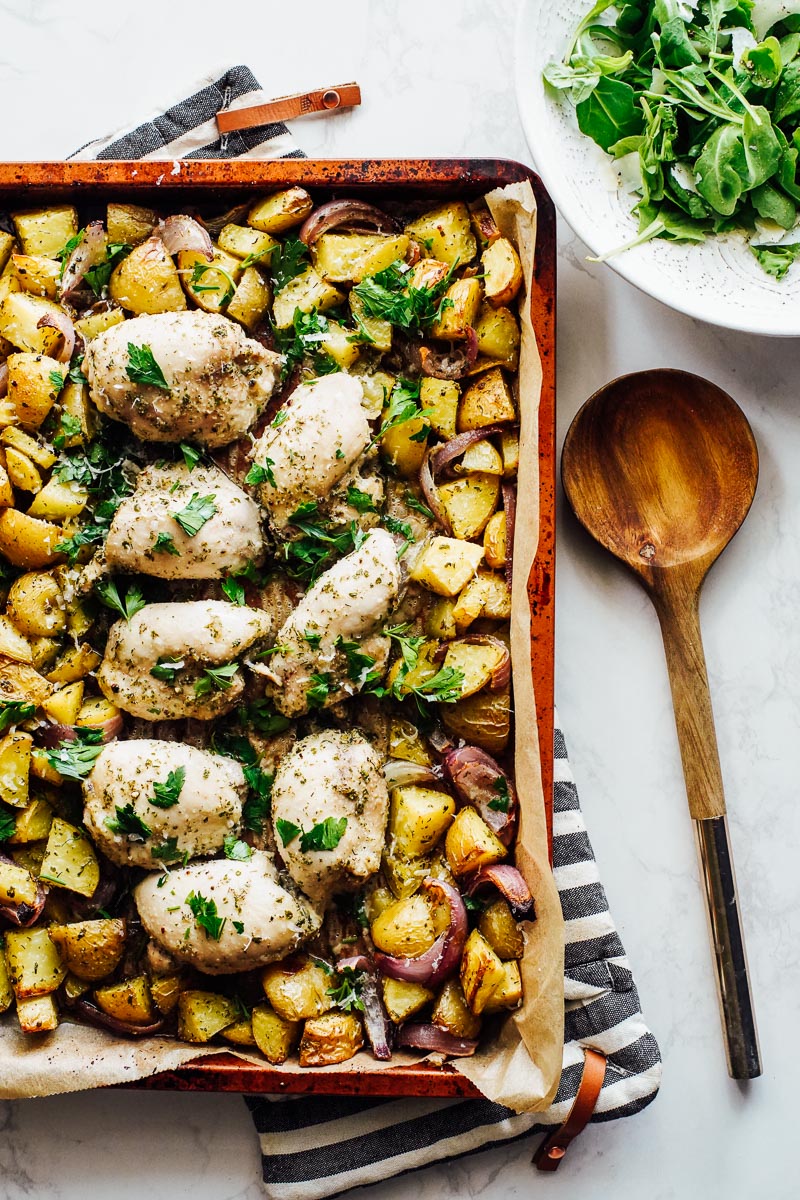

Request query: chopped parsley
[
  {"left": 272, "top": 308, "right": 341, "bottom": 381},
  {"left": 56, "top": 230, "right": 83, "bottom": 278},
  {"left": 238, "top": 700, "right": 291, "bottom": 735},
  {"left": 211, "top": 731, "right": 273, "bottom": 830},
  {"left": 194, "top": 662, "right": 239, "bottom": 698},
  {"left": 151, "top": 837, "right": 189, "bottom": 866},
  {"left": 352, "top": 259, "right": 456, "bottom": 334},
  {"left": 150, "top": 656, "right": 184, "bottom": 683},
  {"left": 335, "top": 636, "right": 379, "bottom": 684},
  {"left": 0, "top": 700, "right": 35, "bottom": 734},
  {"left": 271, "top": 409, "right": 289, "bottom": 428},
  {"left": 48, "top": 368, "right": 65, "bottom": 392},
  {"left": 306, "top": 672, "right": 333, "bottom": 709},
  {"left": 269, "top": 236, "right": 309, "bottom": 290},
  {"left": 105, "top": 803, "right": 151, "bottom": 842},
  {"left": 346, "top": 313, "right": 376, "bottom": 345},
  {"left": 327, "top": 966, "right": 365, "bottom": 1012},
  {"left": 303, "top": 629, "right": 322, "bottom": 648},
  {"left": 382, "top": 514, "right": 415, "bottom": 556},
  {"left": 232, "top": 920, "right": 246, "bottom": 935},
  {"left": 371, "top": 378, "right": 432, "bottom": 450},
  {"left": 180, "top": 443, "right": 201, "bottom": 471},
  {"left": 221, "top": 576, "right": 246, "bottom": 605},
  {"left": 53, "top": 412, "right": 82, "bottom": 450},
  {"left": 404, "top": 492, "right": 434, "bottom": 521},
  {"left": 152, "top": 531, "right": 181, "bottom": 556},
  {"left": 94, "top": 578, "right": 146, "bottom": 622},
  {"left": 384, "top": 623, "right": 426, "bottom": 670},
  {"left": 84, "top": 242, "right": 131, "bottom": 296},
  {"left": 244, "top": 459, "right": 276, "bottom": 488},
  {"left": 223, "top": 833, "right": 252, "bottom": 861},
  {"left": 488, "top": 777, "right": 511, "bottom": 813},
  {"left": 276, "top": 818, "right": 302, "bottom": 847},
  {"left": 150, "top": 766, "right": 186, "bottom": 809},
  {"left": 346, "top": 485, "right": 378, "bottom": 513},
  {"left": 45, "top": 728, "right": 105, "bottom": 780},
  {"left": 281, "top": 517, "right": 366, "bottom": 582},
  {"left": 173, "top": 492, "right": 217, "bottom": 537},
  {"left": 300, "top": 817, "right": 348, "bottom": 852},
  {"left": 189, "top": 260, "right": 236, "bottom": 305},
  {"left": 125, "top": 343, "right": 170, "bottom": 391},
  {"left": 0, "top": 808, "right": 16, "bottom": 841},
  {"left": 55, "top": 524, "right": 108, "bottom": 564},
  {"left": 186, "top": 891, "right": 226, "bottom": 940}
]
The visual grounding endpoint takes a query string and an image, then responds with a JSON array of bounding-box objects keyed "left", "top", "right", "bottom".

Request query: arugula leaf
[
  {"left": 150, "top": 656, "right": 184, "bottom": 683},
  {"left": 152, "top": 531, "right": 181, "bottom": 556},
  {"left": 150, "top": 766, "right": 186, "bottom": 809},
  {"left": 270, "top": 237, "right": 310, "bottom": 290},
  {"left": 306, "top": 672, "right": 333, "bottom": 709},
  {"left": 45, "top": 729, "right": 105, "bottom": 780},
  {"left": 180, "top": 443, "right": 201, "bottom": 471},
  {"left": 105, "top": 802, "right": 151, "bottom": 841},
  {"left": 95, "top": 578, "right": 146, "bottom": 622},
  {"left": 173, "top": 492, "right": 217, "bottom": 536},
  {"left": 223, "top": 833, "right": 253, "bottom": 861},
  {"left": 751, "top": 241, "right": 800, "bottom": 278},
  {"left": 0, "top": 808, "right": 16, "bottom": 842},
  {"left": 276, "top": 818, "right": 302, "bottom": 847},
  {"left": 327, "top": 966, "right": 365, "bottom": 1012},
  {"left": 576, "top": 76, "right": 644, "bottom": 153},
  {"left": 186, "top": 891, "right": 226, "bottom": 940},
  {"left": 488, "top": 777, "right": 511, "bottom": 812},
  {"left": 300, "top": 816, "right": 348, "bottom": 852},
  {"left": 125, "top": 343, "right": 170, "bottom": 391},
  {"left": 346, "top": 485, "right": 378, "bottom": 513},
  {"left": 194, "top": 662, "right": 239, "bottom": 697},
  {"left": 0, "top": 700, "right": 35, "bottom": 735},
  {"left": 244, "top": 459, "right": 276, "bottom": 488}
]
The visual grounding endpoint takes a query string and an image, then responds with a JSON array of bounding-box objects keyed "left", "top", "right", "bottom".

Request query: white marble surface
[{"left": 0, "top": 0, "right": 798, "bottom": 1196}]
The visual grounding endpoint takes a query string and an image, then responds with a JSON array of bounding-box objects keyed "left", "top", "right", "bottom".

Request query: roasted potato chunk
[
  {"left": 483, "top": 959, "right": 523, "bottom": 1013},
  {"left": 49, "top": 919, "right": 126, "bottom": 981},
  {"left": 5, "top": 447, "right": 42, "bottom": 493},
  {"left": 177, "top": 989, "right": 238, "bottom": 1042},
  {"left": 12, "top": 206, "right": 78, "bottom": 258},
  {"left": 445, "top": 807, "right": 507, "bottom": 877},
  {"left": 425, "top": 595, "right": 458, "bottom": 640},
  {"left": 0, "top": 730, "right": 33, "bottom": 808},
  {"left": 409, "top": 536, "right": 484, "bottom": 596},
  {"left": 178, "top": 245, "right": 242, "bottom": 314},
  {"left": 430, "top": 277, "right": 482, "bottom": 340},
  {"left": 312, "top": 233, "right": 402, "bottom": 283},
  {"left": 390, "top": 785, "right": 456, "bottom": 858},
  {"left": 458, "top": 368, "right": 516, "bottom": 432},
  {"left": 11, "top": 254, "right": 61, "bottom": 299},
  {"left": 380, "top": 408, "right": 428, "bottom": 477},
  {"left": 0, "top": 294, "right": 69, "bottom": 356},
  {"left": 74, "top": 308, "right": 126, "bottom": 343},
  {"left": 0, "top": 858, "right": 38, "bottom": 906},
  {"left": 483, "top": 511, "right": 507, "bottom": 569},
  {"left": 106, "top": 202, "right": 158, "bottom": 246},
  {"left": 442, "top": 639, "right": 506, "bottom": 698},
  {"left": 0, "top": 509, "right": 65, "bottom": 568},
  {"left": 420, "top": 377, "right": 459, "bottom": 440},
  {"left": 350, "top": 291, "right": 392, "bottom": 352},
  {"left": 388, "top": 718, "right": 433, "bottom": 766},
  {"left": 251, "top": 1003, "right": 301, "bottom": 1064},
  {"left": 460, "top": 929, "right": 506, "bottom": 1014},
  {"left": 382, "top": 977, "right": 434, "bottom": 1024},
  {"left": 457, "top": 439, "right": 504, "bottom": 477},
  {"left": 382, "top": 850, "right": 432, "bottom": 900},
  {"left": 261, "top": 958, "right": 333, "bottom": 1022},
  {"left": 482, "top": 238, "right": 523, "bottom": 308},
  {"left": 8, "top": 794, "right": 54, "bottom": 843},
  {"left": 28, "top": 477, "right": 89, "bottom": 521},
  {"left": 16, "top": 993, "right": 58, "bottom": 1033},
  {"left": 150, "top": 973, "right": 185, "bottom": 1016},
  {"left": 0, "top": 616, "right": 32, "bottom": 663},
  {"left": 431, "top": 978, "right": 482, "bottom": 1039},
  {"left": 437, "top": 474, "right": 499, "bottom": 540},
  {"left": 0, "top": 947, "right": 13, "bottom": 1012},
  {"left": 5, "top": 927, "right": 66, "bottom": 998},
  {"left": 109, "top": 236, "right": 186, "bottom": 315},
  {"left": 474, "top": 305, "right": 520, "bottom": 369},
  {"left": 39, "top": 817, "right": 100, "bottom": 898},
  {"left": 217, "top": 223, "right": 278, "bottom": 264},
  {"left": 371, "top": 894, "right": 436, "bottom": 956},
  {"left": 248, "top": 188, "right": 313, "bottom": 234},
  {"left": 272, "top": 266, "right": 344, "bottom": 328},
  {"left": 226, "top": 266, "right": 272, "bottom": 331},
  {"left": 479, "top": 899, "right": 525, "bottom": 961},
  {"left": 41, "top": 681, "right": 84, "bottom": 726},
  {"left": 299, "top": 1009, "right": 363, "bottom": 1067},
  {"left": 405, "top": 202, "right": 477, "bottom": 267},
  {"left": 221, "top": 1018, "right": 257, "bottom": 1047},
  {"left": 7, "top": 572, "right": 66, "bottom": 637}
]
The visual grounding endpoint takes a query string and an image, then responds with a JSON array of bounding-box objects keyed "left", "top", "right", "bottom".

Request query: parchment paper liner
[{"left": 0, "top": 181, "right": 565, "bottom": 1111}]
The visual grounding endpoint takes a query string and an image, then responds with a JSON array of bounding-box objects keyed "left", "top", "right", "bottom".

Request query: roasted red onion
[
  {"left": 419, "top": 343, "right": 472, "bottom": 381},
  {"left": 466, "top": 864, "right": 535, "bottom": 919},
  {"left": 59, "top": 221, "right": 106, "bottom": 301},
  {"left": 374, "top": 878, "right": 467, "bottom": 987},
  {"left": 68, "top": 996, "right": 165, "bottom": 1038},
  {"left": 444, "top": 746, "right": 517, "bottom": 844},
  {"left": 501, "top": 481, "right": 516, "bottom": 588},
  {"left": 0, "top": 361, "right": 8, "bottom": 398},
  {"left": 36, "top": 715, "right": 123, "bottom": 750},
  {"left": 464, "top": 325, "right": 479, "bottom": 364},
  {"left": 397, "top": 1023, "right": 478, "bottom": 1057},
  {"left": 37, "top": 310, "right": 75, "bottom": 363},
  {"left": 299, "top": 200, "right": 400, "bottom": 246},
  {"left": 336, "top": 955, "right": 393, "bottom": 1061},
  {"left": 430, "top": 424, "right": 509, "bottom": 479},
  {"left": 68, "top": 872, "right": 119, "bottom": 921},
  {"left": 156, "top": 214, "right": 213, "bottom": 260},
  {"left": 419, "top": 447, "right": 453, "bottom": 536},
  {"left": 383, "top": 760, "right": 440, "bottom": 790},
  {"left": 0, "top": 851, "right": 46, "bottom": 928}
]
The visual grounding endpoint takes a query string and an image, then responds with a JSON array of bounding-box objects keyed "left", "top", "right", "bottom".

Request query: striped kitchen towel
[{"left": 73, "top": 67, "right": 661, "bottom": 1197}]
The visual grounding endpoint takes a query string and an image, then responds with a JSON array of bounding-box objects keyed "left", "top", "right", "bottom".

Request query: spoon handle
[{"left": 654, "top": 587, "right": 761, "bottom": 1079}]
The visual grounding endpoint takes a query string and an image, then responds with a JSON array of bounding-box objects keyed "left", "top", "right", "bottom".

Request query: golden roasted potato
[
  {"left": 74, "top": 307, "right": 125, "bottom": 342},
  {"left": 5, "top": 447, "right": 42, "bottom": 493},
  {"left": 0, "top": 614, "right": 33, "bottom": 663},
  {"left": 473, "top": 305, "right": 520, "bottom": 369},
  {"left": 390, "top": 785, "right": 456, "bottom": 858},
  {"left": 109, "top": 236, "right": 186, "bottom": 315},
  {"left": 0, "top": 426, "right": 56, "bottom": 469},
  {"left": 318, "top": 320, "right": 361, "bottom": 370},
  {"left": 0, "top": 508, "right": 65, "bottom": 568},
  {"left": 29, "top": 747, "right": 63, "bottom": 786},
  {"left": 357, "top": 234, "right": 410, "bottom": 281},
  {"left": 0, "top": 858, "right": 38, "bottom": 905},
  {"left": 217, "top": 223, "right": 278, "bottom": 264},
  {"left": 9, "top": 840, "right": 46, "bottom": 875},
  {"left": 312, "top": 232, "right": 396, "bottom": 283},
  {"left": 425, "top": 596, "right": 458, "bottom": 641},
  {"left": 11, "top": 254, "right": 61, "bottom": 299},
  {"left": 371, "top": 893, "right": 436, "bottom": 956},
  {"left": 49, "top": 919, "right": 126, "bottom": 981},
  {"left": 349, "top": 291, "right": 392, "bottom": 352},
  {"left": 12, "top": 206, "right": 78, "bottom": 258},
  {"left": 39, "top": 817, "right": 100, "bottom": 898},
  {"left": 483, "top": 959, "right": 523, "bottom": 1013},
  {"left": 5, "top": 927, "right": 66, "bottom": 998},
  {"left": 177, "top": 990, "right": 239, "bottom": 1042},
  {"left": 457, "top": 439, "right": 504, "bottom": 477},
  {"left": 406, "top": 258, "right": 450, "bottom": 291},
  {"left": 0, "top": 461, "right": 13, "bottom": 507},
  {"left": 76, "top": 696, "right": 120, "bottom": 728},
  {"left": 0, "top": 658, "right": 52, "bottom": 707},
  {"left": 458, "top": 368, "right": 516, "bottom": 432},
  {"left": 94, "top": 975, "right": 154, "bottom": 1023},
  {"left": 46, "top": 642, "right": 101, "bottom": 684},
  {"left": 437, "top": 474, "right": 499, "bottom": 540},
  {"left": 451, "top": 574, "right": 491, "bottom": 632},
  {"left": 364, "top": 885, "right": 396, "bottom": 922},
  {"left": 7, "top": 572, "right": 65, "bottom": 637},
  {"left": 420, "top": 378, "right": 459, "bottom": 440},
  {"left": 380, "top": 409, "right": 428, "bottom": 477},
  {"left": 16, "top": 993, "right": 58, "bottom": 1033},
  {"left": 476, "top": 570, "right": 512, "bottom": 620},
  {"left": 405, "top": 202, "right": 477, "bottom": 266},
  {"left": 0, "top": 730, "right": 32, "bottom": 808},
  {"left": 221, "top": 1018, "right": 257, "bottom": 1047},
  {"left": 356, "top": 367, "right": 395, "bottom": 417},
  {"left": 178, "top": 245, "right": 242, "bottom": 314},
  {"left": 482, "top": 237, "right": 523, "bottom": 308},
  {"left": 385, "top": 638, "right": 440, "bottom": 698},
  {"left": 382, "top": 977, "right": 434, "bottom": 1024},
  {"left": 382, "top": 850, "right": 432, "bottom": 900},
  {"left": 430, "top": 277, "right": 482, "bottom": 340},
  {"left": 251, "top": 1003, "right": 301, "bottom": 1064},
  {"left": 442, "top": 639, "right": 506, "bottom": 698},
  {"left": 388, "top": 718, "right": 433, "bottom": 766},
  {"left": 0, "top": 946, "right": 13, "bottom": 1012},
  {"left": 0, "top": 294, "right": 70, "bottom": 355},
  {"left": 409, "top": 536, "right": 484, "bottom": 596},
  {"left": 442, "top": 685, "right": 511, "bottom": 755},
  {"left": 271, "top": 266, "right": 344, "bottom": 329},
  {"left": 299, "top": 1010, "right": 363, "bottom": 1067},
  {"left": 0, "top": 230, "right": 15, "bottom": 275},
  {"left": 431, "top": 978, "right": 482, "bottom": 1039},
  {"left": 483, "top": 511, "right": 507, "bottom": 569},
  {"left": 261, "top": 958, "right": 333, "bottom": 1022},
  {"left": 8, "top": 794, "right": 54, "bottom": 844},
  {"left": 28, "top": 477, "right": 89, "bottom": 522},
  {"left": 106, "top": 202, "right": 158, "bottom": 246},
  {"left": 248, "top": 187, "right": 313, "bottom": 234},
  {"left": 445, "top": 807, "right": 507, "bottom": 877},
  {"left": 460, "top": 929, "right": 506, "bottom": 1014},
  {"left": 41, "top": 681, "right": 83, "bottom": 726},
  {"left": 226, "top": 266, "right": 272, "bottom": 331},
  {"left": 479, "top": 899, "right": 525, "bottom": 961},
  {"left": 150, "top": 973, "right": 185, "bottom": 1016}
]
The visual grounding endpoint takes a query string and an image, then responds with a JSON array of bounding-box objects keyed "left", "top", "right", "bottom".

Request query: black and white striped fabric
[{"left": 72, "top": 67, "right": 661, "bottom": 1198}]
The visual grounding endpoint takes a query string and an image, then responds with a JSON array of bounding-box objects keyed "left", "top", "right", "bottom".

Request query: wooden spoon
[{"left": 562, "top": 368, "right": 761, "bottom": 1080}]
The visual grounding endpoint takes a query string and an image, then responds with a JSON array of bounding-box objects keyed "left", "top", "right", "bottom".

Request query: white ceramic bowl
[{"left": 514, "top": 0, "right": 800, "bottom": 336}]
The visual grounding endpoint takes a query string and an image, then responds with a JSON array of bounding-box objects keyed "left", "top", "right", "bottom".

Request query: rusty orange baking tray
[{"left": 0, "top": 159, "right": 555, "bottom": 1097}]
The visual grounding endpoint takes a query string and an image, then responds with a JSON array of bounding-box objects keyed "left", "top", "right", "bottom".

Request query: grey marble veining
[{"left": 0, "top": 0, "right": 797, "bottom": 1196}]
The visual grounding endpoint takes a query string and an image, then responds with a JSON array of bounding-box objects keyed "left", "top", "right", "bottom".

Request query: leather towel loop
[
  {"left": 533, "top": 1048, "right": 607, "bottom": 1172},
  {"left": 216, "top": 83, "right": 362, "bottom": 134}
]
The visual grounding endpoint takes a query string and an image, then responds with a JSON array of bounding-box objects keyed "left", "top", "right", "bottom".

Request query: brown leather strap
[
  {"left": 216, "top": 83, "right": 361, "bottom": 134},
  {"left": 533, "top": 1049, "right": 607, "bottom": 1172}
]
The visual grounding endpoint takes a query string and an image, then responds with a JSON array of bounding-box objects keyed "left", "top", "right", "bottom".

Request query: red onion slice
[
  {"left": 0, "top": 361, "right": 8, "bottom": 398},
  {"left": 0, "top": 850, "right": 46, "bottom": 928},
  {"left": 430, "top": 424, "right": 509, "bottom": 479},
  {"left": 36, "top": 715, "right": 123, "bottom": 750},
  {"left": 501, "top": 482, "right": 516, "bottom": 588},
  {"left": 59, "top": 221, "right": 107, "bottom": 301},
  {"left": 299, "top": 200, "right": 400, "bottom": 246},
  {"left": 443, "top": 746, "right": 517, "bottom": 844},
  {"left": 397, "top": 1023, "right": 478, "bottom": 1057},
  {"left": 156, "top": 214, "right": 213, "bottom": 260},
  {"left": 420, "top": 448, "right": 453, "bottom": 536},
  {"left": 37, "top": 310, "right": 75, "bottom": 363},
  {"left": 68, "top": 997, "right": 165, "bottom": 1038},
  {"left": 466, "top": 864, "right": 535, "bottom": 919},
  {"left": 334, "top": 955, "right": 393, "bottom": 1060},
  {"left": 383, "top": 760, "right": 440, "bottom": 790},
  {"left": 419, "top": 344, "right": 471, "bottom": 381},
  {"left": 464, "top": 325, "right": 479, "bottom": 364},
  {"left": 374, "top": 878, "right": 467, "bottom": 987}
]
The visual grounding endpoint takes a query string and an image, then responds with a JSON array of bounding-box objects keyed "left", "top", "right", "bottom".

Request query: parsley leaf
[
  {"left": 303, "top": 629, "right": 322, "bottom": 648},
  {"left": 84, "top": 242, "right": 132, "bottom": 296},
  {"left": 221, "top": 576, "right": 246, "bottom": 605},
  {"left": 45, "top": 728, "right": 105, "bottom": 780},
  {"left": 272, "top": 308, "right": 341, "bottom": 381},
  {"left": 0, "top": 700, "right": 35, "bottom": 735},
  {"left": 95, "top": 578, "right": 146, "bottom": 622},
  {"left": 335, "top": 636, "right": 378, "bottom": 683},
  {"left": 300, "top": 816, "right": 348, "bottom": 852},
  {"left": 53, "top": 411, "right": 82, "bottom": 450},
  {"left": 105, "top": 802, "right": 151, "bottom": 841},
  {"left": 49, "top": 368, "right": 65, "bottom": 392},
  {"left": 0, "top": 807, "right": 16, "bottom": 842},
  {"left": 270, "top": 237, "right": 310, "bottom": 291},
  {"left": 151, "top": 837, "right": 188, "bottom": 865},
  {"left": 173, "top": 492, "right": 217, "bottom": 537},
  {"left": 189, "top": 260, "right": 237, "bottom": 305},
  {"left": 488, "top": 777, "right": 511, "bottom": 812},
  {"left": 281, "top": 517, "right": 365, "bottom": 582},
  {"left": 152, "top": 531, "right": 181, "bottom": 556},
  {"left": 384, "top": 623, "right": 426, "bottom": 670},
  {"left": 125, "top": 343, "right": 170, "bottom": 391},
  {"left": 150, "top": 656, "right": 184, "bottom": 683},
  {"left": 346, "top": 485, "right": 378, "bottom": 513},
  {"left": 186, "top": 891, "right": 226, "bottom": 940},
  {"left": 55, "top": 524, "right": 108, "bottom": 565},
  {"left": 56, "top": 231, "right": 83, "bottom": 278},
  {"left": 404, "top": 492, "right": 435, "bottom": 520},
  {"left": 180, "top": 443, "right": 201, "bottom": 471},
  {"left": 232, "top": 920, "right": 245, "bottom": 935},
  {"left": 242, "top": 768, "right": 273, "bottom": 831},
  {"left": 239, "top": 700, "right": 291, "bottom": 735},
  {"left": 276, "top": 818, "right": 302, "bottom": 847},
  {"left": 353, "top": 259, "right": 456, "bottom": 334},
  {"left": 404, "top": 665, "right": 464, "bottom": 704},
  {"left": 371, "top": 378, "right": 432, "bottom": 450},
  {"left": 150, "top": 766, "right": 186, "bottom": 809},
  {"left": 271, "top": 409, "right": 288, "bottom": 428},
  {"left": 194, "top": 661, "right": 239, "bottom": 697},
  {"left": 327, "top": 966, "right": 365, "bottom": 1012},
  {"left": 306, "top": 672, "right": 333, "bottom": 709},
  {"left": 244, "top": 459, "right": 276, "bottom": 488},
  {"left": 382, "top": 514, "right": 415, "bottom": 556},
  {"left": 223, "top": 832, "right": 253, "bottom": 861}
]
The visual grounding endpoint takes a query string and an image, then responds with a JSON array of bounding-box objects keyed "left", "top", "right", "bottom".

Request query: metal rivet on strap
[{"left": 322, "top": 90, "right": 341, "bottom": 109}]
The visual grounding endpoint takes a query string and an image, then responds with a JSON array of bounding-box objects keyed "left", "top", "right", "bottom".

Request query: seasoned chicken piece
[
  {"left": 105, "top": 461, "right": 264, "bottom": 579},
  {"left": 135, "top": 851, "right": 321, "bottom": 974},
  {"left": 265, "top": 529, "right": 402, "bottom": 717},
  {"left": 251, "top": 374, "right": 371, "bottom": 532},
  {"left": 272, "top": 728, "right": 389, "bottom": 905},
  {"left": 84, "top": 310, "right": 282, "bottom": 447},
  {"left": 97, "top": 600, "right": 272, "bottom": 721},
  {"left": 83, "top": 739, "right": 245, "bottom": 869},
  {"left": 326, "top": 455, "right": 384, "bottom": 529}
]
